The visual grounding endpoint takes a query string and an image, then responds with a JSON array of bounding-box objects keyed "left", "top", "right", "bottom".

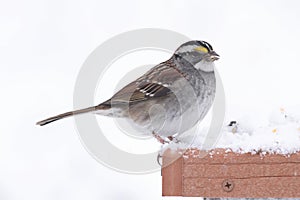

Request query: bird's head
[{"left": 174, "top": 40, "right": 219, "bottom": 71}]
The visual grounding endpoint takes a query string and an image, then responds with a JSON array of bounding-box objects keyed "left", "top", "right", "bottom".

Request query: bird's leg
[
  {"left": 152, "top": 132, "right": 167, "bottom": 166},
  {"left": 152, "top": 132, "right": 169, "bottom": 144}
]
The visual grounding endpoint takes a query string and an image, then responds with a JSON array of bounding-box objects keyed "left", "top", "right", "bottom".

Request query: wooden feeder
[{"left": 162, "top": 148, "right": 300, "bottom": 198}]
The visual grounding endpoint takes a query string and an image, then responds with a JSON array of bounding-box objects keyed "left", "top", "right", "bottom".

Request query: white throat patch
[{"left": 194, "top": 61, "right": 215, "bottom": 72}]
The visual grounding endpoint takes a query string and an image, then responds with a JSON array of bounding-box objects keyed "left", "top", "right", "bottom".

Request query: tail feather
[{"left": 36, "top": 105, "right": 109, "bottom": 126}]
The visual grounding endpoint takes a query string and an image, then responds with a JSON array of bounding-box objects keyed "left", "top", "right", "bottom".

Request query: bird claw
[
  {"left": 167, "top": 136, "right": 180, "bottom": 143},
  {"left": 157, "top": 152, "right": 163, "bottom": 166}
]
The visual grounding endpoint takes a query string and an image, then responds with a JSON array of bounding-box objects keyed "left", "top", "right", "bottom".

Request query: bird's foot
[
  {"left": 152, "top": 133, "right": 181, "bottom": 166},
  {"left": 152, "top": 132, "right": 169, "bottom": 144},
  {"left": 167, "top": 136, "right": 180, "bottom": 143}
]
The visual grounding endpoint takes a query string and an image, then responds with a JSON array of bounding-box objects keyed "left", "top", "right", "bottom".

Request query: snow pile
[{"left": 172, "top": 106, "right": 300, "bottom": 155}]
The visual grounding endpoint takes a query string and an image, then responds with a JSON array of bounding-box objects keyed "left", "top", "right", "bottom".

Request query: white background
[{"left": 1, "top": 0, "right": 300, "bottom": 199}]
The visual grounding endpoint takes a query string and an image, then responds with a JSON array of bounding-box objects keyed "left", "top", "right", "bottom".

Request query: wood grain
[
  {"left": 162, "top": 148, "right": 300, "bottom": 198},
  {"left": 183, "top": 163, "right": 300, "bottom": 178},
  {"left": 183, "top": 177, "right": 300, "bottom": 198},
  {"left": 162, "top": 149, "right": 183, "bottom": 196}
]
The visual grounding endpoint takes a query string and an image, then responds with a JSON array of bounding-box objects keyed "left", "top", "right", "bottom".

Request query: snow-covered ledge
[{"left": 162, "top": 107, "right": 300, "bottom": 198}]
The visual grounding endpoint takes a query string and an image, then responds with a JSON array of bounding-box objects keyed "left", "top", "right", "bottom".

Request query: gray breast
[
  {"left": 165, "top": 69, "right": 215, "bottom": 135},
  {"left": 148, "top": 62, "right": 216, "bottom": 136}
]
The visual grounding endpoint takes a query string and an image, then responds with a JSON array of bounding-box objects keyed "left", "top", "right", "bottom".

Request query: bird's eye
[{"left": 194, "top": 46, "right": 208, "bottom": 53}]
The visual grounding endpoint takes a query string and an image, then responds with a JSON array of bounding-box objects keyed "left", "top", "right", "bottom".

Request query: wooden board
[{"left": 162, "top": 148, "right": 300, "bottom": 198}]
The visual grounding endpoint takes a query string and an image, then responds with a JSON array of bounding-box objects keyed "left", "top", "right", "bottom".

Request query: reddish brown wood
[
  {"left": 183, "top": 149, "right": 300, "bottom": 164},
  {"left": 183, "top": 177, "right": 300, "bottom": 198},
  {"left": 183, "top": 163, "right": 300, "bottom": 178},
  {"left": 162, "top": 149, "right": 183, "bottom": 196},
  {"left": 162, "top": 148, "right": 300, "bottom": 198}
]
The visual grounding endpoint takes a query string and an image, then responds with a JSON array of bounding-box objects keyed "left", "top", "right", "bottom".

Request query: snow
[
  {"left": 2, "top": 1, "right": 300, "bottom": 199},
  {"left": 167, "top": 106, "right": 300, "bottom": 155}
]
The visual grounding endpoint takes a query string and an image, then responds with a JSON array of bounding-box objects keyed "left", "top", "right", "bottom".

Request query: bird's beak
[{"left": 209, "top": 51, "right": 220, "bottom": 61}]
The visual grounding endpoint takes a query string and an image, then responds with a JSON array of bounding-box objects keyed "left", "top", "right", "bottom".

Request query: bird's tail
[{"left": 36, "top": 104, "right": 109, "bottom": 126}]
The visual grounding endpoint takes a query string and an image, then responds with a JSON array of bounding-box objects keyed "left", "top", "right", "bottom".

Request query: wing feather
[{"left": 108, "top": 59, "right": 186, "bottom": 104}]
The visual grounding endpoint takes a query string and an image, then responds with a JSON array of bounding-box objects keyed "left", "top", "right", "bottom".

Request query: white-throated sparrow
[{"left": 37, "top": 40, "right": 219, "bottom": 144}]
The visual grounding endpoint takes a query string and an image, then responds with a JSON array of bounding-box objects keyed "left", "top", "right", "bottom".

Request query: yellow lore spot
[
  {"left": 195, "top": 46, "right": 208, "bottom": 53},
  {"left": 272, "top": 129, "right": 277, "bottom": 133}
]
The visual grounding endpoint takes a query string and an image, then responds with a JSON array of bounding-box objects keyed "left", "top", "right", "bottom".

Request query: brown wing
[{"left": 108, "top": 60, "right": 186, "bottom": 104}]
